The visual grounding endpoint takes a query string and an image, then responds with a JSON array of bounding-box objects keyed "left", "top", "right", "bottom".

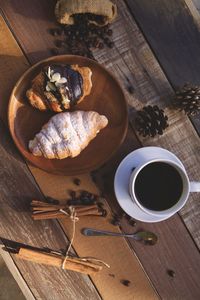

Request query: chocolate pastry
[{"left": 26, "top": 64, "right": 92, "bottom": 112}]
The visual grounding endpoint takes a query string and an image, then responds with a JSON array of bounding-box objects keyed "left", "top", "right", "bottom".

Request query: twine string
[
  {"left": 59, "top": 206, "right": 110, "bottom": 270},
  {"left": 60, "top": 207, "right": 78, "bottom": 269}
]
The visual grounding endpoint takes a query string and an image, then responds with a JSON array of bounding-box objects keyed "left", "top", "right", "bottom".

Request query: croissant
[
  {"left": 26, "top": 64, "right": 92, "bottom": 112},
  {"left": 29, "top": 111, "right": 108, "bottom": 159}
]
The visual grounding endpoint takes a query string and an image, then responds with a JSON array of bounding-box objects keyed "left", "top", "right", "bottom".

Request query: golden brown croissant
[
  {"left": 29, "top": 111, "right": 108, "bottom": 159},
  {"left": 26, "top": 64, "right": 92, "bottom": 112}
]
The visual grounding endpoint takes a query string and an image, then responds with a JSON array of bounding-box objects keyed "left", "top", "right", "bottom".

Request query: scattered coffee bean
[
  {"left": 65, "top": 28, "right": 72, "bottom": 36},
  {"left": 125, "top": 214, "right": 131, "bottom": 221},
  {"left": 108, "top": 42, "right": 114, "bottom": 48},
  {"left": 103, "top": 37, "right": 110, "bottom": 44},
  {"left": 55, "top": 40, "right": 63, "bottom": 48},
  {"left": 81, "top": 197, "right": 94, "bottom": 205},
  {"left": 111, "top": 214, "right": 120, "bottom": 226},
  {"left": 80, "top": 190, "right": 91, "bottom": 198},
  {"left": 108, "top": 273, "right": 115, "bottom": 278},
  {"left": 128, "top": 219, "right": 137, "bottom": 227},
  {"left": 67, "top": 198, "right": 82, "bottom": 206},
  {"left": 167, "top": 269, "right": 175, "bottom": 278},
  {"left": 107, "top": 29, "right": 113, "bottom": 36},
  {"left": 46, "top": 196, "right": 59, "bottom": 205},
  {"left": 50, "top": 28, "right": 59, "bottom": 36},
  {"left": 90, "top": 173, "right": 97, "bottom": 183},
  {"left": 51, "top": 48, "right": 59, "bottom": 55},
  {"left": 69, "top": 190, "right": 76, "bottom": 199},
  {"left": 73, "top": 178, "right": 81, "bottom": 186},
  {"left": 101, "top": 209, "right": 107, "bottom": 217},
  {"left": 121, "top": 279, "right": 131, "bottom": 287},
  {"left": 128, "top": 86, "right": 134, "bottom": 94},
  {"left": 97, "top": 202, "right": 104, "bottom": 208},
  {"left": 98, "top": 42, "right": 104, "bottom": 49}
]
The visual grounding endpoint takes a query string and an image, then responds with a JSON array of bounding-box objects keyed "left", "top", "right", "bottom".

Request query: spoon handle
[{"left": 82, "top": 228, "right": 133, "bottom": 238}]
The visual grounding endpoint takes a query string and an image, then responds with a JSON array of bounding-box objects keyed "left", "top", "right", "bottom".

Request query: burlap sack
[{"left": 55, "top": 0, "right": 117, "bottom": 26}]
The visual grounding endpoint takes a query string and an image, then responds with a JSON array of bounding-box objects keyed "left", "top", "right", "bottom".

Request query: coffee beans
[
  {"left": 110, "top": 213, "right": 121, "bottom": 226},
  {"left": 120, "top": 279, "right": 131, "bottom": 287},
  {"left": 55, "top": 40, "right": 64, "bottom": 48},
  {"left": 51, "top": 48, "right": 59, "bottom": 56},
  {"left": 73, "top": 178, "right": 81, "bottom": 186},
  {"left": 46, "top": 196, "right": 59, "bottom": 205},
  {"left": 108, "top": 41, "right": 114, "bottom": 48},
  {"left": 49, "top": 13, "right": 114, "bottom": 59},
  {"left": 128, "top": 86, "right": 134, "bottom": 94},
  {"left": 167, "top": 269, "right": 175, "bottom": 278},
  {"left": 98, "top": 42, "right": 104, "bottom": 49},
  {"left": 107, "top": 29, "right": 113, "bottom": 36},
  {"left": 67, "top": 189, "right": 107, "bottom": 216}
]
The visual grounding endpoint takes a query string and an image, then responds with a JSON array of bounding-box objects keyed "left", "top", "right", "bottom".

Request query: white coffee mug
[{"left": 129, "top": 158, "right": 200, "bottom": 217}]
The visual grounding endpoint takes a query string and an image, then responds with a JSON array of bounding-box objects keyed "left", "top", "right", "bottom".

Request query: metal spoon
[{"left": 82, "top": 228, "right": 158, "bottom": 245}]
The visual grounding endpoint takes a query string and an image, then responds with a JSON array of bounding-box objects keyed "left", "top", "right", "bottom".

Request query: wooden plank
[
  {"left": 0, "top": 242, "right": 36, "bottom": 300},
  {"left": 185, "top": 0, "right": 200, "bottom": 29},
  {"left": 94, "top": 0, "right": 200, "bottom": 248},
  {"left": 125, "top": 0, "right": 200, "bottom": 134},
  {"left": 124, "top": 0, "right": 200, "bottom": 246},
  {"left": 0, "top": 11, "right": 158, "bottom": 300},
  {"left": 125, "top": 0, "right": 200, "bottom": 87},
  {"left": 0, "top": 119, "right": 101, "bottom": 300},
  {"left": 0, "top": 11, "right": 29, "bottom": 124},
  {"left": 1, "top": 0, "right": 200, "bottom": 299},
  {"left": 0, "top": 127, "right": 102, "bottom": 300},
  {"left": 192, "top": 0, "right": 200, "bottom": 13}
]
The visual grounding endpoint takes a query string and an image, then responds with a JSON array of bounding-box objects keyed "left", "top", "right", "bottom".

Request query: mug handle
[{"left": 190, "top": 181, "right": 200, "bottom": 192}]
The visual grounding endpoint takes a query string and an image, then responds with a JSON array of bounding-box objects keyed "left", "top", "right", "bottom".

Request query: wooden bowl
[{"left": 8, "top": 55, "right": 128, "bottom": 175}]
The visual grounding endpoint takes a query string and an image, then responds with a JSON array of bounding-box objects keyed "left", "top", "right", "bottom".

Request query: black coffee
[{"left": 135, "top": 162, "right": 183, "bottom": 211}]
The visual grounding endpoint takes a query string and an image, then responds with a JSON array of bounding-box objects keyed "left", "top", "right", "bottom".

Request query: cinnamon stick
[
  {"left": 32, "top": 211, "right": 67, "bottom": 220},
  {"left": 31, "top": 200, "right": 54, "bottom": 207},
  {"left": 75, "top": 205, "right": 98, "bottom": 212},
  {"left": 77, "top": 209, "right": 101, "bottom": 216},
  {"left": 32, "top": 205, "right": 66, "bottom": 212},
  {"left": 15, "top": 248, "right": 102, "bottom": 275}
]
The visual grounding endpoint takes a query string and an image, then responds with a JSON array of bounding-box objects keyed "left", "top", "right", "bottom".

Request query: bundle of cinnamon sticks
[
  {"left": 15, "top": 247, "right": 106, "bottom": 275},
  {"left": 31, "top": 200, "right": 106, "bottom": 220}
]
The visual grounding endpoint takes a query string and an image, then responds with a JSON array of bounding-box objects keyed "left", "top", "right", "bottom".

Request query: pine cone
[
  {"left": 174, "top": 83, "right": 200, "bottom": 116},
  {"left": 135, "top": 105, "right": 169, "bottom": 137}
]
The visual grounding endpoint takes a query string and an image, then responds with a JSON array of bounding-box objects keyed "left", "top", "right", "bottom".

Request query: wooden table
[{"left": 0, "top": 1, "right": 200, "bottom": 299}]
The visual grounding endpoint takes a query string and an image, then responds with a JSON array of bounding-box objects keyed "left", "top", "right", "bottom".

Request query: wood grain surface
[
  {"left": 123, "top": 0, "right": 200, "bottom": 247},
  {"left": 125, "top": 0, "right": 200, "bottom": 134},
  {"left": 0, "top": 119, "right": 101, "bottom": 300},
  {"left": 193, "top": 0, "right": 200, "bottom": 12},
  {"left": 0, "top": 0, "right": 200, "bottom": 299},
  {"left": 0, "top": 10, "right": 158, "bottom": 300}
]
